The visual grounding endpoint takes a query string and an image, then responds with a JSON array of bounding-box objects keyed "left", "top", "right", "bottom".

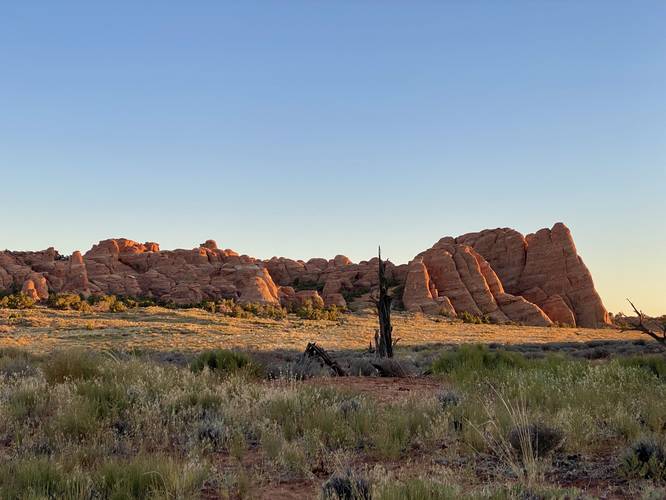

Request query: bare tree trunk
[{"left": 376, "top": 246, "right": 394, "bottom": 358}]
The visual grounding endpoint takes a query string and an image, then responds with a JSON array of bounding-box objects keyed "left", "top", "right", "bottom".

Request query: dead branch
[
  {"left": 622, "top": 299, "right": 665, "bottom": 346},
  {"left": 301, "top": 342, "right": 348, "bottom": 376}
]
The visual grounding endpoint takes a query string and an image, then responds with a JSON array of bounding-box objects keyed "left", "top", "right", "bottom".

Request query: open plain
[
  {"left": 0, "top": 307, "right": 648, "bottom": 355},
  {"left": 1, "top": 306, "right": 665, "bottom": 499}
]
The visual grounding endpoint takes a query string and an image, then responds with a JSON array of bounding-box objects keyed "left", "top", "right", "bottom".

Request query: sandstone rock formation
[
  {"left": 0, "top": 239, "right": 280, "bottom": 306},
  {"left": 0, "top": 223, "right": 610, "bottom": 327},
  {"left": 455, "top": 223, "right": 609, "bottom": 327},
  {"left": 405, "top": 239, "right": 553, "bottom": 326}
]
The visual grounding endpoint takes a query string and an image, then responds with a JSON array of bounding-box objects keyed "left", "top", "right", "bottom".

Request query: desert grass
[
  {"left": 0, "top": 345, "right": 665, "bottom": 498},
  {"left": 0, "top": 306, "right": 650, "bottom": 355}
]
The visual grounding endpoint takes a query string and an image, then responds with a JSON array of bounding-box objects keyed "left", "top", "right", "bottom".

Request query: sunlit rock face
[
  {"left": 0, "top": 239, "right": 279, "bottom": 306},
  {"left": 0, "top": 223, "right": 610, "bottom": 327},
  {"left": 413, "top": 222, "right": 609, "bottom": 328}
]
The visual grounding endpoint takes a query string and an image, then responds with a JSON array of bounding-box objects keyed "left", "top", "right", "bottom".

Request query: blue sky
[{"left": 1, "top": 2, "right": 664, "bottom": 314}]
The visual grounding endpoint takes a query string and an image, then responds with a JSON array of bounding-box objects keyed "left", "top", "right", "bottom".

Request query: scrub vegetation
[{"left": 0, "top": 337, "right": 664, "bottom": 498}]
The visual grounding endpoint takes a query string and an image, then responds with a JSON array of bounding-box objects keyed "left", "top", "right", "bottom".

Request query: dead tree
[
  {"left": 622, "top": 299, "right": 665, "bottom": 347},
  {"left": 301, "top": 342, "right": 348, "bottom": 376},
  {"left": 373, "top": 246, "right": 394, "bottom": 358}
]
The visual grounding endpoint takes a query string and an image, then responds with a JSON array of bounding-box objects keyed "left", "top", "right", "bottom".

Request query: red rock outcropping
[
  {"left": 0, "top": 223, "right": 610, "bottom": 327},
  {"left": 0, "top": 239, "right": 280, "bottom": 306},
  {"left": 453, "top": 223, "right": 609, "bottom": 327}
]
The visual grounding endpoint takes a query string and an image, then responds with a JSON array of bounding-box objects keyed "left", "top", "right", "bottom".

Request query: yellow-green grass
[{"left": 0, "top": 306, "right": 646, "bottom": 354}]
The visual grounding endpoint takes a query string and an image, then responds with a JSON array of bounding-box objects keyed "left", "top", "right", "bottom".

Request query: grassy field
[
  {"left": 0, "top": 307, "right": 665, "bottom": 499},
  {"left": 0, "top": 306, "right": 650, "bottom": 354}
]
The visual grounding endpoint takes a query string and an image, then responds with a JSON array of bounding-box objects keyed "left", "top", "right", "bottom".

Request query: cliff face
[{"left": 0, "top": 223, "right": 610, "bottom": 327}]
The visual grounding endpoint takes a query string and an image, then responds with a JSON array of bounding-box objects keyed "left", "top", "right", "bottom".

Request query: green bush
[
  {"left": 430, "top": 344, "right": 528, "bottom": 375},
  {"left": 0, "top": 348, "right": 38, "bottom": 378},
  {"left": 109, "top": 299, "right": 127, "bottom": 313},
  {"left": 0, "top": 293, "right": 36, "bottom": 310},
  {"left": 294, "top": 300, "right": 341, "bottom": 321},
  {"left": 47, "top": 293, "right": 91, "bottom": 311},
  {"left": 42, "top": 350, "right": 102, "bottom": 384},
  {"left": 621, "top": 438, "right": 666, "bottom": 481},
  {"left": 292, "top": 278, "right": 324, "bottom": 293},
  {"left": 0, "top": 458, "right": 89, "bottom": 499},
  {"left": 341, "top": 286, "right": 371, "bottom": 304},
  {"left": 375, "top": 478, "right": 460, "bottom": 500},
  {"left": 190, "top": 349, "right": 262, "bottom": 377},
  {"left": 458, "top": 311, "right": 491, "bottom": 324},
  {"left": 96, "top": 456, "right": 209, "bottom": 499},
  {"left": 87, "top": 294, "right": 129, "bottom": 313},
  {"left": 211, "top": 299, "right": 287, "bottom": 320},
  {"left": 620, "top": 355, "right": 666, "bottom": 379}
]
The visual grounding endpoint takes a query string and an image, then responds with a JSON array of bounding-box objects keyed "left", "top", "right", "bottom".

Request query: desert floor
[
  {"left": 0, "top": 306, "right": 648, "bottom": 354},
  {"left": 1, "top": 307, "right": 665, "bottom": 499}
]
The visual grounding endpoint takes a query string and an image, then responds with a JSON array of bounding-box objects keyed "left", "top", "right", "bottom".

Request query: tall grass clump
[
  {"left": 190, "top": 349, "right": 262, "bottom": 378},
  {"left": 430, "top": 344, "right": 529, "bottom": 378},
  {"left": 437, "top": 353, "right": 666, "bottom": 453},
  {"left": 97, "top": 455, "right": 210, "bottom": 499},
  {"left": 42, "top": 349, "right": 102, "bottom": 383},
  {"left": 0, "top": 458, "right": 90, "bottom": 499},
  {"left": 619, "top": 355, "right": 666, "bottom": 379}
]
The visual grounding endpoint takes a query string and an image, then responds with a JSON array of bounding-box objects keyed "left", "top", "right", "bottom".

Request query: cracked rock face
[
  {"left": 413, "top": 222, "right": 609, "bottom": 327},
  {"left": 0, "top": 223, "right": 610, "bottom": 327}
]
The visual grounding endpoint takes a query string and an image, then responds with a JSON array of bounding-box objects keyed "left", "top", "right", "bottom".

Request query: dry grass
[
  {"left": 1, "top": 306, "right": 664, "bottom": 498},
  {"left": 0, "top": 306, "right": 647, "bottom": 354}
]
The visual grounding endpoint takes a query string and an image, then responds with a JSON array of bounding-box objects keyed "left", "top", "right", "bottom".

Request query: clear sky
[{"left": 1, "top": 2, "right": 664, "bottom": 315}]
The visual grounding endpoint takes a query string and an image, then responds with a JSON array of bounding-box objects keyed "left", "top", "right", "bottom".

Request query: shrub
[
  {"left": 216, "top": 299, "right": 287, "bottom": 320},
  {"left": 190, "top": 349, "right": 262, "bottom": 377},
  {"left": 0, "top": 348, "right": 38, "bottom": 378},
  {"left": 87, "top": 294, "right": 129, "bottom": 313},
  {"left": 374, "top": 478, "right": 460, "bottom": 500},
  {"left": 199, "top": 300, "right": 216, "bottom": 313},
  {"left": 292, "top": 278, "right": 324, "bottom": 293},
  {"left": 621, "top": 438, "right": 666, "bottom": 481},
  {"left": 430, "top": 344, "right": 528, "bottom": 375},
  {"left": 341, "top": 286, "right": 371, "bottom": 305},
  {"left": 0, "top": 458, "right": 89, "bottom": 499},
  {"left": 7, "top": 385, "right": 51, "bottom": 421},
  {"left": 436, "top": 390, "right": 461, "bottom": 410},
  {"left": 620, "top": 355, "right": 666, "bottom": 379},
  {"left": 458, "top": 311, "right": 491, "bottom": 324},
  {"left": 96, "top": 456, "right": 209, "bottom": 499},
  {"left": 52, "top": 399, "right": 99, "bottom": 440},
  {"left": 294, "top": 300, "right": 341, "bottom": 321},
  {"left": 47, "top": 293, "right": 90, "bottom": 311},
  {"left": 42, "top": 350, "right": 102, "bottom": 384},
  {"left": 507, "top": 423, "right": 563, "bottom": 457},
  {"left": 321, "top": 471, "right": 371, "bottom": 500},
  {"left": 76, "top": 379, "right": 130, "bottom": 419},
  {"left": 0, "top": 293, "right": 36, "bottom": 310},
  {"left": 109, "top": 298, "right": 127, "bottom": 313}
]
